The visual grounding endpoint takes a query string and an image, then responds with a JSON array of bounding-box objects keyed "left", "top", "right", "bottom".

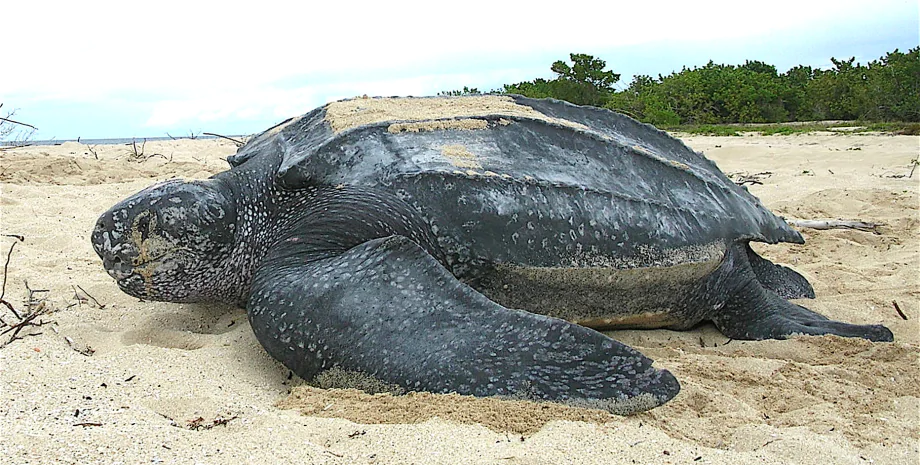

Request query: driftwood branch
[
  {"left": 125, "top": 138, "right": 168, "bottom": 162},
  {"left": 130, "top": 138, "right": 145, "bottom": 158},
  {"left": 0, "top": 143, "right": 35, "bottom": 151},
  {"left": 0, "top": 116, "right": 37, "bottom": 131},
  {"left": 203, "top": 132, "right": 245, "bottom": 147},
  {"left": 1, "top": 281, "right": 54, "bottom": 347},
  {"left": 0, "top": 104, "right": 37, "bottom": 147},
  {"left": 0, "top": 236, "right": 57, "bottom": 347},
  {"left": 70, "top": 284, "right": 105, "bottom": 309},
  {"left": 728, "top": 171, "right": 773, "bottom": 185},
  {"left": 892, "top": 301, "right": 908, "bottom": 320},
  {"left": 0, "top": 235, "right": 25, "bottom": 318},
  {"left": 788, "top": 219, "right": 882, "bottom": 233}
]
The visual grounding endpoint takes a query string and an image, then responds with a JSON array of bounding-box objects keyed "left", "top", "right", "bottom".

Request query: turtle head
[{"left": 92, "top": 178, "right": 237, "bottom": 302}]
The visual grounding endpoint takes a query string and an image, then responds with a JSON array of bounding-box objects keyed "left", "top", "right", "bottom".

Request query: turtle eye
[
  {"left": 203, "top": 202, "right": 227, "bottom": 221},
  {"left": 135, "top": 213, "right": 153, "bottom": 241}
]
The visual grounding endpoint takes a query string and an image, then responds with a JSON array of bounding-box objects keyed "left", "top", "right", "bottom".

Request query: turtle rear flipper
[
  {"left": 744, "top": 243, "right": 815, "bottom": 299},
  {"left": 711, "top": 245, "right": 893, "bottom": 342},
  {"left": 247, "top": 235, "right": 679, "bottom": 415}
]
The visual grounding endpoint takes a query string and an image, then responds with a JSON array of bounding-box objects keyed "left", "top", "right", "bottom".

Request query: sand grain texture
[{"left": 0, "top": 133, "right": 917, "bottom": 464}]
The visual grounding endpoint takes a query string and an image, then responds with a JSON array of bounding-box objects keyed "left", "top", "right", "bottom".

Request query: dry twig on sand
[
  {"left": 728, "top": 171, "right": 773, "bottom": 185},
  {"left": 203, "top": 132, "right": 246, "bottom": 147},
  {"left": 883, "top": 158, "right": 919, "bottom": 179},
  {"left": 0, "top": 234, "right": 25, "bottom": 318},
  {"left": 0, "top": 103, "right": 38, "bottom": 132},
  {"left": 787, "top": 219, "right": 882, "bottom": 233},
  {"left": 0, "top": 236, "right": 56, "bottom": 347},
  {"left": 71, "top": 284, "right": 105, "bottom": 309},
  {"left": 0, "top": 236, "right": 92, "bottom": 352},
  {"left": 1, "top": 284, "right": 54, "bottom": 347},
  {"left": 73, "top": 422, "right": 103, "bottom": 427},
  {"left": 64, "top": 335, "right": 95, "bottom": 356},
  {"left": 185, "top": 415, "right": 238, "bottom": 431},
  {"left": 0, "top": 103, "right": 38, "bottom": 150},
  {"left": 126, "top": 138, "right": 169, "bottom": 162},
  {"left": 0, "top": 115, "right": 37, "bottom": 131},
  {"left": 892, "top": 301, "right": 908, "bottom": 320},
  {"left": 128, "top": 138, "right": 146, "bottom": 159}
]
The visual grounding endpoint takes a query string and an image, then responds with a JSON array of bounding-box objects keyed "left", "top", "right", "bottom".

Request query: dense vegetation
[{"left": 444, "top": 48, "right": 920, "bottom": 128}]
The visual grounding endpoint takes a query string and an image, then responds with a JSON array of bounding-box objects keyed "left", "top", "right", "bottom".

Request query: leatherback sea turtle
[{"left": 92, "top": 95, "right": 893, "bottom": 414}]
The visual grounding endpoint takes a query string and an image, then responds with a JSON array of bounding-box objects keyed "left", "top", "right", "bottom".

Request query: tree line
[{"left": 444, "top": 48, "right": 919, "bottom": 126}]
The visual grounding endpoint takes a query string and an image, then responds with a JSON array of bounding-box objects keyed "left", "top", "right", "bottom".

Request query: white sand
[{"left": 0, "top": 133, "right": 917, "bottom": 464}]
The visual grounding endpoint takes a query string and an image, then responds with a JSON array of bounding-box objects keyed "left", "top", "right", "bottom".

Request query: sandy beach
[{"left": 0, "top": 131, "right": 917, "bottom": 464}]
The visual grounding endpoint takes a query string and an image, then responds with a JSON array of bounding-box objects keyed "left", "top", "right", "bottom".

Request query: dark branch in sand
[
  {"left": 131, "top": 138, "right": 144, "bottom": 158},
  {"left": 0, "top": 236, "right": 25, "bottom": 319},
  {"left": 185, "top": 415, "right": 238, "bottom": 431},
  {"left": 0, "top": 116, "right": 37, "bottom": 131},
  {"left": 787, "top": 219, "right": 882, "bottom": 234},
  {"left": 1, "top": 104, "right": 37, "bottom": 147},
  {"left": 203, "top": 132, "right": 245, "bottom": 147},
  {"left": 64, "top": 335, "right": 95, "bottom": 356},
  {"left": 729, "top": 171, "right": 773, "bottom": 185},
  {"left": 126, "top": 138, "right": 168, "bottom": 162},
  {"left": 73, "top": 284, "right": 105, "bottom": 309},
  {"left": 756, "top": 438, "right": 781, "bottom": 450},
  {"left": 1, "top": 300, "right": 53, "bottom": 347},
  {"left": 892, "top": 301, "right": 907, "bottom": 320},
  {"left": 0, "top": 236, "right": 58, "bottom": 347}
]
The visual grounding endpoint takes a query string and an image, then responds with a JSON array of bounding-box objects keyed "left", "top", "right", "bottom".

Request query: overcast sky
[{"left": 3, "top": 0, "right": 918, "bottom": 140}]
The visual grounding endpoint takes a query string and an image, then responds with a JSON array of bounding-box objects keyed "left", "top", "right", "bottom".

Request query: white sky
[{"left": 2, "top": 0, "right": 918, "bottom": 139}]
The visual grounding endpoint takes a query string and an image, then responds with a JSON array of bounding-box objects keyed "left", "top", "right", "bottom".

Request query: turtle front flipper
[
  {"left": 247, "top": 235, "right": 679, "bottom": 415},
  {"left": 710, "top": 244, "right": 893, "bottom": 342}
]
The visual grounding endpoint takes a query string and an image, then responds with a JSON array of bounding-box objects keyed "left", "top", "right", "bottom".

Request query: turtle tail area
[
  {"left": 247, "top": 235, "right": 679, "bottom": 415},
  {"left": 711, "top": 244, "right": 893, "bottom": 342},
  {"left": 744, "top": 242, "right": 815, "bottom": 299}
]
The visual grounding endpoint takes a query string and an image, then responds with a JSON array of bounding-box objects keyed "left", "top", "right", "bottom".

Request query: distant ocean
[{"left": 1, "top": 135, "right": 246, "bottom": 147}]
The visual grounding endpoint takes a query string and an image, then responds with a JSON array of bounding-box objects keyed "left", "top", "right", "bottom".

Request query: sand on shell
[{"left": 0, "top": 133, "right": 917, "bottom": 464}]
